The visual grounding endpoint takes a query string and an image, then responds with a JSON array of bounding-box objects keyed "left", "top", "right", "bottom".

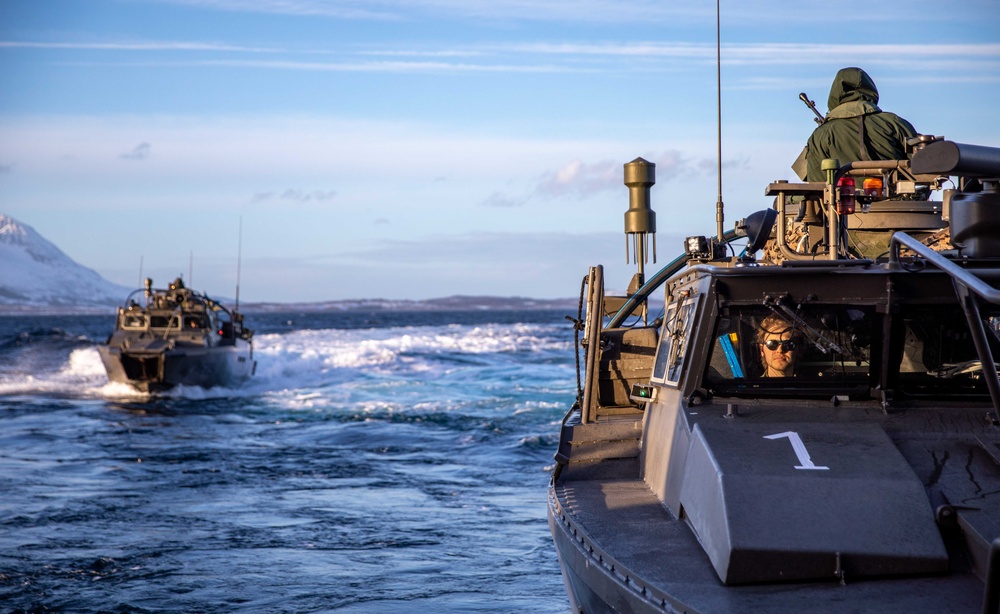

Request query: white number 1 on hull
[{"left": 764, "top": 431, "right": 829, "bottom": 470}]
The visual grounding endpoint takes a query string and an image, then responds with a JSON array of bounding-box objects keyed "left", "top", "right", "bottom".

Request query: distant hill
[
  {"left": 0, "top": 213, "right": 131, "bottom": 314},
  {"left": 241, "top": 295, "right": 579, "bottom": 314},
  {"left": 0, "top": 213, "right": 578, "bottom": 315}
]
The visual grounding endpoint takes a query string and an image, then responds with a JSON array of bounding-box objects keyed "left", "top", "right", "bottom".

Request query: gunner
[{"left": 803, "top": 67, "right": 917, "bottom": 182}]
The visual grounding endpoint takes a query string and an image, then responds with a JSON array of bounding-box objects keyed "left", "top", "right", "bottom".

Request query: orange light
[{"left": 862, "top": 177, "right": 883, "bottom": 198}]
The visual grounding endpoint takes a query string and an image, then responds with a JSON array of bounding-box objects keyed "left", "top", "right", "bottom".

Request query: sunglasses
[{"left": 763, "top": 339, "right": 797, "bottom": 351}]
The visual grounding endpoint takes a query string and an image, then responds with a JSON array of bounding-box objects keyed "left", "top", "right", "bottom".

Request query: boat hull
[
  {"left": 549, "top": 490, "right": 672, "bottom": 614},
  {"left": 549, "top": 477, "right": 986, "bottom": 614},
  {"left": 98, "top": 341, "right": 255, "bottom": 392}
]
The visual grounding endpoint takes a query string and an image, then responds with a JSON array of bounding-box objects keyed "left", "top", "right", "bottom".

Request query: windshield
[
  {"left": 703, "top": 302, "right": 1000, "bottom": 402},
  {"left": 122, "top": 313, "right": 147, "bottom": 329},
  {"left": 704, "top": 304, "right": 873, "bottom": 397},
  {"left": 895, "top": 305, "right": 1000, "bottom": 400}
]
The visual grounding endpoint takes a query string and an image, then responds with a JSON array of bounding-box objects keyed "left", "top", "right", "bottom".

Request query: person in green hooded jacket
[{"left": 803, "top": 67, "right": 917, "bottom": 182}]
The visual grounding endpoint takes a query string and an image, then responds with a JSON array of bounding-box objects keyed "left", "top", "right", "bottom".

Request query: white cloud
[
  {"left": 534, "top": 151, "right": 697, "bottom": 199},
  {"left": 153, "top": 0, "right": 984, "bottom": 27},
  {"left": 151, "top": 0, "right": 711, "bottom": 23},
  {"left": 536, "top": 159, "right": 617, "bottom": 198},
  {"left": 0, "top": 40, "right": 281, "bottom": 53},
  {"left": 250, "top": 189, "right": 336, "bottom": 204},
  {"left": 480, "top": 192, "right": 528, "bottom": 208},
  {"left": 4, "top": 34, "right": 996, "bottom": 79},
  {"left": 119, "top": 142, "right": 152, "bottom": 161},
  {"left": 197, "top": 58, "right": 569, "bottom": 73}
]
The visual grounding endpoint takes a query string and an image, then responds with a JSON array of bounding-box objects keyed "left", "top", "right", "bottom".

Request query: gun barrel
[{"left": 799, "top": 92, "right": 825, "bottom": 125}]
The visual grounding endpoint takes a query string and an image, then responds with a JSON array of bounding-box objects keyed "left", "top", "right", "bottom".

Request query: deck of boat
[{"left": 550, "top": 476, "right": 983, "bottom": 613}]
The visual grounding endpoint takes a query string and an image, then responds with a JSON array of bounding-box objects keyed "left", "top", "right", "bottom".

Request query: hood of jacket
[{"left": 827, "top": 67, "right": 880, "bottom": 113}]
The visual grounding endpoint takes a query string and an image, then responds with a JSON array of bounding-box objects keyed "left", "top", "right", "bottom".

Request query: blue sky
[{"left": 2, "top": 0, "right": 998, "bottom": 302}]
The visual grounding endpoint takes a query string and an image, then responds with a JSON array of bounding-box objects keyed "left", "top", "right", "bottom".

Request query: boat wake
[{"left": 0, "top": 321, "right": 573, "bottom": 407}]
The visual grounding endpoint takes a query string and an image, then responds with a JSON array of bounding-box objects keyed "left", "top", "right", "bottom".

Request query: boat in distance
[
  {"left": 547, "top": 139, "right": 1000, "bottom": 612},
  {"left": 98, "top": 277, "right": 256, "bottom": 393}
]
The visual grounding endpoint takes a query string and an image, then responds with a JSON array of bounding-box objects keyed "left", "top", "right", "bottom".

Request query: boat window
[
  {"left": 184, "top": 315, "right": 205, "bottom": 330},
  {"left": 703, "top": 304, "right": 873, "bottom": 396},
  {"left": 651, "top": 293, "right": 700, "bottom": 387},
  {"left": 122, "top": 314, "right": 147, "bottom": 328},
  {"left": 148, "top": 315, "right": 181, "bottom": 329},
  {"left": 149, "top": 315, "right": 171, "bottom": 328},
  {"left": 896, "top": 305, "right": 1000, "bottom": 400}
]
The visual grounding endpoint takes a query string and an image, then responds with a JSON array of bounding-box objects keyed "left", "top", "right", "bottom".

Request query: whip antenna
[
  {"left": 235, "top": 216, "right": 242, "bottom": 310},
  {"left": 715, "top": 0, "right": 725, "bottom": 242}
]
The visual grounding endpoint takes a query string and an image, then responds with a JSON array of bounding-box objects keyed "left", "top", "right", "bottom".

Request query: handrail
[
  {"left": 889, "top": 232, "right": 1000, "bottom": 305},
  {"left": 581, "top": 266, "right": 604, "bottom": 424},
  {"left": 889, "top": 231, "right": 1000, "bottom": 413},
  {"left": 608, "top": 229, "right": 740, "bottom": 329}
]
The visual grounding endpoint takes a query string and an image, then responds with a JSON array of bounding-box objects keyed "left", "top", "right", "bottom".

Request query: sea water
[{"left": 0, "top": 310, "right": 574, "bottom": 612}]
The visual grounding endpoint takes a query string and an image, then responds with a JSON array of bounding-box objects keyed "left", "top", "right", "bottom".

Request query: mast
[
  {"left": 715, "top": 0, "right": 725, "bottom": 242},
  {"left": 235, "top": 216, "right": 242, "bottom": 310}
]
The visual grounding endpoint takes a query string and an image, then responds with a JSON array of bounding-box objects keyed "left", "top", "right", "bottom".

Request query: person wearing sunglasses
[{"left": 758, "top": 315, "right": 803, "bottom": 378}]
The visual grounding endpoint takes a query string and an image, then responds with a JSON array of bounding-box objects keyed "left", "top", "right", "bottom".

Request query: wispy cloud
[
  {"left": 7, "top": 37, "right": 997, "bottom": 78},
  {"left": 119, "top": 143, "right": 151, "bottom": 161},
  {"left": 0, "top": 40, "right": 281, "bottom": 53},
  {"left": 478, "top": 150, "right": 714, "bottom": 210},
  {"left": 156, "top": 0, "right": 403, "bottom": 20},
  {"left": 480, "top": 192, "right": 528, "bottom": 208},
  {"left": 535, "top": 159, "right": 620, "bottom": 198},
  {"left": 281, "top": 189, "right": 337, "bottom": 202},
  {"left": 252, "top": 189, "right": 338, "bottom": 204},
  {"left": 147, "top": 0, "right": 996, "bottom": 28},
  {"left": 534, "top": 151, "right": 695, "bottom": 199},
  {"left": 199, "top": 58, "right": 569, "bottom": 73},
  {"left": 151, "top": 0, "right": 711, "bottom": 23}
]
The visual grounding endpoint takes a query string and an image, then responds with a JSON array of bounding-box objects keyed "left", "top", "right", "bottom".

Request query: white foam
[{"left": 1, "top": 321, "right": 573, "bottom": 402}]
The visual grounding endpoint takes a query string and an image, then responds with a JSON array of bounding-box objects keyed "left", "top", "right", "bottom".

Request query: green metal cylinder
[{"left": 624, "top": 157, "right": 656, "bottom": 234}]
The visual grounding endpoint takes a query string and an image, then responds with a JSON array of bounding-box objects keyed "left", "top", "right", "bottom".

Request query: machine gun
[{"left": 799, "top": 92, "right": 825, "bottom": 125}]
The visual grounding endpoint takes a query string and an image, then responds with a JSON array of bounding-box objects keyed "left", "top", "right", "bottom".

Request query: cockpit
[
  {"left": 700, "top": 302, "right": 1000, "bottom": 402},
  {"left": 703, "top": 304, "right": 873, "bottom": 397}
]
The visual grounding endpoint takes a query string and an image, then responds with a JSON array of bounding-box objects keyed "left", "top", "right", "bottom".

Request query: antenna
[
  {"left": 714, "top": 0, "right": 725, "bottom": 242},
  {"left": 138, "top": 255, "right": 143, "bottom": 290},
  {"left": 235, "top": 216, "right": 243, "bottom": 310},
  {"left": 189, "top": 250, "right": 193, "bottom": 288}
]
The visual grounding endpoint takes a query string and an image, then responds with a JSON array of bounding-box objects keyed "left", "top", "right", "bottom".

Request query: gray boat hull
[
  {"left": 549, "top": 475, "right": 984, "bottom": 613},
  {"left": 98, "top": 341, "right": 255, "bottom": 392}
]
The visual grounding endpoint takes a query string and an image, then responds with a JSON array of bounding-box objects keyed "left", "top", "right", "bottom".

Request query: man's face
[{"left": 761, "top": 330, "right": 799, "bottom": 376}]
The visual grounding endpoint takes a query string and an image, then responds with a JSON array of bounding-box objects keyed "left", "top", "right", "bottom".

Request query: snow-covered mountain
[
  {"left": 0, "top": 213, "right": 131, "bottom": 313},
  {"left": 0, "top": 212, "right": 578, "bottom": 315}
]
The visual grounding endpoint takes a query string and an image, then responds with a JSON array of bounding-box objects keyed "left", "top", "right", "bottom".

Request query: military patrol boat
[
  {"left": 548, "top": 139, "right": 1000, "bottom": 612},
  {"left": 98, "top": 277, "right": 256, "bottom": 392}
]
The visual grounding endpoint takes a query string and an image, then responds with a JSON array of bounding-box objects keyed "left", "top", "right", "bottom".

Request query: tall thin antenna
[
  {"left": 715, "top": 0, "right": 725, "bottom": 242},
  {"left": 189, "top": 250, "right": 193, "bottom": 288},
  {"left": 138, "top": 255, "right": 143, "bottom": 290},
  {"left": 235, "top": 216, "right": 243, "bottom": 310}
]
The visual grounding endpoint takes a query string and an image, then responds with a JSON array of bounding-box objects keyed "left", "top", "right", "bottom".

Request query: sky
[{"left": 1, "top": 0, "right": 998, "bottom": 303}]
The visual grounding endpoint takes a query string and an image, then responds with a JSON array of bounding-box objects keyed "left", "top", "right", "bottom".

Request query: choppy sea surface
[{"left": 0, "top": 310, "right": 575, "bottom": 613}]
